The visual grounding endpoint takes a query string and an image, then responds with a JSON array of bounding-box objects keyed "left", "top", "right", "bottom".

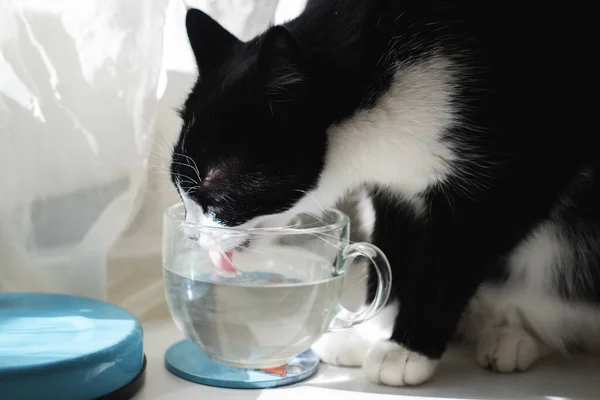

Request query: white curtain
[{"left": 0, "top": 0, "right": 306, "bottom": 321}]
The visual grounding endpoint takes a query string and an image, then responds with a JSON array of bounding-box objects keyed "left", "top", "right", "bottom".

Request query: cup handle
[{"left": 328, "top": 242, "right": 393, "bottom": 331}]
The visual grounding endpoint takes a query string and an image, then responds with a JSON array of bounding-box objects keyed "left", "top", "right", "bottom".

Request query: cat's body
[{"left": 172, "top": 1, "right": 599, "bottom": 386}]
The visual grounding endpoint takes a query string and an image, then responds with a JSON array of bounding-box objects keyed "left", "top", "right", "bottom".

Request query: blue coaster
[
  {"left": 0, "top": 292, "right": 145, "bottom": 400},
  {"left": 164, "top": 340, "right": 319, "bottom": 389}
]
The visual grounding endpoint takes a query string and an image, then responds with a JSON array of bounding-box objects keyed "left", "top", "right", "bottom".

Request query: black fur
[{"left": 172, "top": 1, "right": 598, "bottom": 364}]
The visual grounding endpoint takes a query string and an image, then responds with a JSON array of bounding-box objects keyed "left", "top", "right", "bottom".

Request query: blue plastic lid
[
  {"left": 0, "top": 292, "right": 144, "bottom": 400},
  {"left": 164, "top": 339, "right": 319, "bottom": 389}
]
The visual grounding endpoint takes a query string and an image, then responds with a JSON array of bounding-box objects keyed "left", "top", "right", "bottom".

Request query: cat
[{"left": 170, "top": 1, "right": 599, "bottom": 386}]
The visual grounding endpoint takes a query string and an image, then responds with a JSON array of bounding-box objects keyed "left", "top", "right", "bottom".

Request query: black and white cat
[{"left": 171, "top": 1, "right": 599, "bottom": 386}]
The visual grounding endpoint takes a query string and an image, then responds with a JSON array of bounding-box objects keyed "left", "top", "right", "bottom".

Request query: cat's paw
[
  {"left": 476, "top": 326, "right": 550, "bottom": 373},
  {"left": 313, "top": 330, "right": 372, "bottom": 367},
  {"left": 363, "top": 340, "right": 438, "bottom": 386}
]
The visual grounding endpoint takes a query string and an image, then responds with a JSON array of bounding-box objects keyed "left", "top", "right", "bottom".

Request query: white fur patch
[
  {"left": 177, "top": 184, "right": 251, "bottom": 250},
  {"left": 286, "top": 56, "right": 458, "bottom": 217},
  {"left": 364, "top": 339, "right": 439, "bottom": 386},
  {"left": 465, "top": 285, "right": 600, "bottom": 356},
  {"left": 178, "top": 183, "right": 207, "bottom": 227},
  {"left": 313, "top": 243, "right": 398, "bottom": 368},
  {"left": 505, "top": 221, "right": 563, "bottom": 293},
  {"left": 476, "top": 326, "right": 551, "bottom": 372},
  {"left": 356, "top": 188, "right": 376, "bottom": 241},
  {"left": 459, "top": 220, "right": 600, "bottom": 367},
  {"left": 313, "top": 330, "right": 372, "bottom": 367},
  {"left": 314, "top": 301, "right": 399, "bottom": 367}
]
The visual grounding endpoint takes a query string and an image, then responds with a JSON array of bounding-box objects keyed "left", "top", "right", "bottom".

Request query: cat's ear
[
  {"left": 258, "top": 26, "right": 307, "bottom": 103},
  {"left": 186, "top": 8, "right": 241, "bottom": 77}
]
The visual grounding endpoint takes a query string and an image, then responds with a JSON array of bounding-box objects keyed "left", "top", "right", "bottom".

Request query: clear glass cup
[{"left": 163, "top": 203, "right": 392, "bottom": 369}]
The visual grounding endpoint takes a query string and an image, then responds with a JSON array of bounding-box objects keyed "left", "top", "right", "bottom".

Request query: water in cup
[{"left": 163, "top": 245, "right": 345, "bottom": 369}]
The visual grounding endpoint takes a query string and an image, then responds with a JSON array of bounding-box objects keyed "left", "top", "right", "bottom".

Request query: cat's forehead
[
  {"left": 202, "top": 163, "right": 240, "bottom": 188},
  {"left": 181, "top": 81, "right": 257, "bottom": 136},
  {"left": 192, "top": 55, "right": 257, "bottom": 102}
]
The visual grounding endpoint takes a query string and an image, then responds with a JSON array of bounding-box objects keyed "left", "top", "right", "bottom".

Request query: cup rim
[{"left": 164, "top": 202, "right": 349, "bottom": 236}]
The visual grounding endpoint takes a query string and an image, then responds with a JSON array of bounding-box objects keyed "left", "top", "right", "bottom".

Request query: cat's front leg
[
  {"left": 363, "top": 248, "right": 485, "bottom": 386},
  {"left": 362, "top": 194, "right": 489, "bottom": 386},
  {"left": 313, "top": 300, "right": 398, "bottom": 367}
]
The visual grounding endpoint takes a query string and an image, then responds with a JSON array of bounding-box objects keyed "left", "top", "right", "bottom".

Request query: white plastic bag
[{"left": 0, "top": 0, "right": 167, "bottom": 299}]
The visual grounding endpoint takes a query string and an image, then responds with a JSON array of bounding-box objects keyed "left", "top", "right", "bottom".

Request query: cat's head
[{"left": 171, "top": 9, "right": 327, "bottom": 237}]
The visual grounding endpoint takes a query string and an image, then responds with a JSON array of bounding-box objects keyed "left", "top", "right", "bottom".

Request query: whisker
[
  {"left": 143, "top": 132, "right": 175, "bottom": 159},
  {"left": 148, "top": 188, "right": 180, "bottom": 197},
  {"left": 184, "top": 185, "right": 201, "bottom": 195},
  {"left": 138, "top": 115, "right": 176, "bottom": 152},
  {"left": 170, "top": 161, "right": 200, "bottom": 184},
  {"left": 235, "top": 245, "right": 272, "bottom": 260},
  {"left": 295, "top": 190, "right": 327, "bottom": 214}
]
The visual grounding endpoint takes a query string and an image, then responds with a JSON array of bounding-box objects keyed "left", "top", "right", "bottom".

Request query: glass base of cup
[{"left": 165, "top": 339, "right": 320, "bottom": 389}]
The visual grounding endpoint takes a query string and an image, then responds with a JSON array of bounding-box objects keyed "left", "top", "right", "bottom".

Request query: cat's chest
[{"left": 321, "top": 57, "right": 459, "bottom": 198}]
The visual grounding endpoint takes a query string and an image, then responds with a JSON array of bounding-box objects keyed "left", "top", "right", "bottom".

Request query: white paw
[
  {"left": 476, "top": 326, "right": 549, "bottom": 373},
  {"left": 363, "top": 340, "right": 438, "bottom": 386},
  {"left": 313, "top": 330, "right": 372, "bottom": 367}
]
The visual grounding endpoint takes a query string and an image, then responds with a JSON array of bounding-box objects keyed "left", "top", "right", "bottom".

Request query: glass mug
[{"left": 163, "top": 203, "right": 392, "bottom": 369}]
